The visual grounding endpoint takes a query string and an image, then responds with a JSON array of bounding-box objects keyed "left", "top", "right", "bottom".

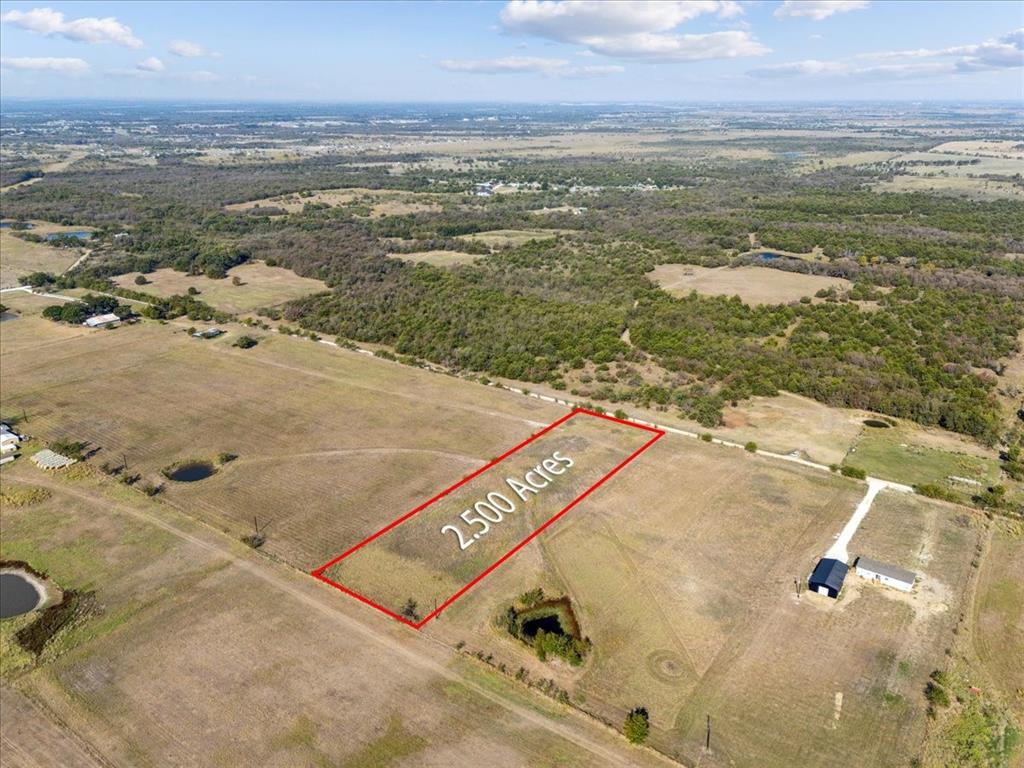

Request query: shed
[
  {"left": 808, "top": 558, "right": 848, "bottom": 598},
  {"left": 84, "top": 313, "right": 120, "bottom": 328},
  {"left": 854, "top": 556, "right": 916, "bottom": 592}
]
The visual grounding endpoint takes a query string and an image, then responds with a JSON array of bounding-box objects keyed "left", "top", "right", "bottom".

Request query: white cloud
[
  {"left": 750, "top": 27, "right": 1024, "bottom": 80},
  {"left": 438, "top": 56, "right": 623, "bottom": 77},
  {"left": 498, "top": 1, "right": 766, "bottom": 62},
  {"left": 0, "top": 7, "right": 141, "bottom": 47},
  {"left": 0, "top": 56, "right": 89, "bottom": 74},
  {"left": 136, "top": 56, "right": 165, "bottom": 73},
  {"left": 774, "top": 1, "right": 869, "bottom": 21},
  {"left": 168, "top": 39, "right": 219, "bottom": 58}
]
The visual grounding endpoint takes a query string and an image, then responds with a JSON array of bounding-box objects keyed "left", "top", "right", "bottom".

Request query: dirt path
[{"left": 23, "top": 473, "right": 674, "bottom": 768}]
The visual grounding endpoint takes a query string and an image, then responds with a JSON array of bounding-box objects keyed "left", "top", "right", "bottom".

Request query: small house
[
  {"left": 808, "top": 558, "right": 848, "bottom": 598},
  {"left": 84, "top": 313, "right": 120, "bottom": 328},
  {"left": 854, "top": 556, "right": 916, "bottom": 592}
]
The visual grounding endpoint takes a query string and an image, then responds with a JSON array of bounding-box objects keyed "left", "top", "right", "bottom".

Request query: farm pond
[
  {"left": 0, "top": 571, "right": 43, "bottom": 619},
  {"left": 166, "top": 461, "right": 216, "bottom": 482}
]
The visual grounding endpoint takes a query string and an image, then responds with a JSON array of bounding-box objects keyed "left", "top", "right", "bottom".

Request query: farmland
[
  {"left": 0, "top": 98, "right": 1020, "bottom": 768},
  {"left": 1, "top": 287, "right": 995, "bottom": 767}
]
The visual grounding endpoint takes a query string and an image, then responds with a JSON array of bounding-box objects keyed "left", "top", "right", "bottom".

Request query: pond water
[
  {"left": 45, "top": 231, "right": 91, "bottom": 241},
  {"left": 0, "top": 572, "right": 42, "bottom": 619},
  {"left": 521, "top": 613, "right": 567, "bottom": 639},
  {"left": 0, "top": 221, "right": 33, "bottom": 229},
  {"left": 757, "top": 251, "right": 782, "bottom": 261},
  {"left": 167, "top": 462, "right": 215, "bottom": 482},
  {"left": 863, "top": 419, "right": 892, "bottom": 428}
]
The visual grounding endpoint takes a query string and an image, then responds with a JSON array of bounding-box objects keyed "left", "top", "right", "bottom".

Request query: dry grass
[
  {"left": 648, "top": 264, "right": 851, "bottom": 306},
  {"left": 225, "top": 187, "right": 449, "bottom": 216},
  {"left": 321, "top": 414, "right": 656, "bottom": 617},
  {"left": 427, "top": 435, "right": 982, "bottom": 767},
  {"left": 460, "top": 229, "right": 574, "bottom": 247},
  {"left": 0, "top": 231, "right": 81, "bottom": 288},
  {"left": 112, "top": 261, "right": 328, "bottom": 314},
  {"left": 0, "top": 463, "right": 652, "bottom": 767},
  {"left": 398, "top": 250, "right": 480, "bottom": 267},
  {"left": 972, "top": 522, "right": 1024, "bottom": 718},
  {"left": 0, "top": 295, "right": 564, "bottom": 572}
]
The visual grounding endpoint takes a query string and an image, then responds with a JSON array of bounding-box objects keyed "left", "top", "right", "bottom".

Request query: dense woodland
[{"left": 3, "top": 127, "right": 1022, "bottom": 445}]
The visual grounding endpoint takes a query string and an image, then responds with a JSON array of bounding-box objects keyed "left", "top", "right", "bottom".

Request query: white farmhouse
[
  {"left": 1, "top": 423, "right": 21, "bottom": 454},
  {"left": 854, "top": 556, "right": 916, "bottom": 592}
]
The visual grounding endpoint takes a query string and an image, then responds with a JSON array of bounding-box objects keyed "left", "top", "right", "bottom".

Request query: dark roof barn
[{"left": 809, "top": 558, "right": 848, "bottom": 598}]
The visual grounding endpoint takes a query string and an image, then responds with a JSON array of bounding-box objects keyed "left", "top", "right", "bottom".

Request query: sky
[{"left": 0, "top": 1, "right": 1022, "bottom": 102}]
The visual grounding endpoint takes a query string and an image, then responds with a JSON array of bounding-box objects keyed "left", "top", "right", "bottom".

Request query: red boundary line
[{"left": 311, "top": 408, "right": 664, "bottom": 629}]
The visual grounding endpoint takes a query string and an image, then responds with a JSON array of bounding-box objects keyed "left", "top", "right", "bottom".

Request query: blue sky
[{"left": 1, "top": 1, "right": 1021, "bottom": 101}]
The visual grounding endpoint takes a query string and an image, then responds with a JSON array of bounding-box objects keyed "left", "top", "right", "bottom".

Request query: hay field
[
  {"left": 0, "top": 293, "right": 564, "bottom": 572},
  {"left": 648, "top": 264, "right": 851, "bottom": 306},
  {"left": 422, "top": 433, "right": 979, "bottom": 767},
  {"left": 112, "top": 261, "right": 328, "bottom": 314},
  {"left": 399, "top": 250, "right": 481, "bottom": 267},
  {"left": 0, "top": 464, "right": 659, "bottom": 767}
]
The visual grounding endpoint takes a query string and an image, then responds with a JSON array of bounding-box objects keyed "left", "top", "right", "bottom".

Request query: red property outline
[{"left": 312, "top": 408, "right": 664, "bottom": 629}]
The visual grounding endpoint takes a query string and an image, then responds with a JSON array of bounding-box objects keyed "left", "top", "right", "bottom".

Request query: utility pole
[
  {"left": 122, "top": 453, "right": 128, "bottom": 471},
  {"left": 706, "top": 714, "right": 711, "bottom": 751}
]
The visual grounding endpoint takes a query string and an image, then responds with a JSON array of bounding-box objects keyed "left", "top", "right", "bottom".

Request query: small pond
[
  {"left": 0, "top": 221, "right": 33, "bottom": 229},
  {"left": 167, "top": 461, "right": 215, "bottom": 482},
  {"left": 0, "top": 572, "right": 43, "bottom": 619},
  {"left": 45, "top": 231, "right": 91, "bottom": 241},
  {"left": 757, "top": 251, "right": 783, "bottom": 261},
  {"left": 863, "top": 419, "right": 892, "bottom": 429},
  {"left": 521, "top": 612, "right": 568, "bottom": 639}
]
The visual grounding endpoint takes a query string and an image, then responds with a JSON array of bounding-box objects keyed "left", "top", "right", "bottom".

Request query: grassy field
[
  {"left": 0, "top": 464, "right": 659, "bottom": 767},
  {"left": 460, "top": 229, "right": 574, "bottom": 247},
  {"left": 422, "top": 432, "right": 977, "bottom": 768},
  {"left": 321, "top": 413, "right": 656, "bottom": 620},
  {"left": 225, "top": 187, "right": 449, "bottom": 217},
  {"left": 0, "top": 286, "right": 994, "bottom": 767},
  {"left": 112, "top": 261, "right": 328, "bottom": 315},
  {"left": 972, "top": 522, "right": 1024, "bottom": 719},
  {"left": 398, "top": 250, "right": 481, "bottom": 267},
  {"left": 0, "top": 231, "right": 81, "bottom": 288},
  {"left": 0, "top": 290, "right": 564, "bottom": 573},
  {"left": 845, "top": 424, "right": 1000, "bottom": 489},
  {"left": 648, "top": 264, "right": 851, "bottom": 306}
]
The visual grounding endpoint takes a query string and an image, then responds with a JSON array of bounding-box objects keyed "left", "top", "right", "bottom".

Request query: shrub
[
  {"left": 623, "top": 707, "right": 650, "bottom": 745},
  {"left": 400, "top": 598, "right": 419, "bottom": 621},
  {"left": 916, "top": 483, "right": 959, "bottom": 502},
  {"left": 233, "top": 335, "right": 257, "bottom": 349},
  {"left": 841, "top": 465, "right": 867, "bottom": 479},
  {"left": 134, "top": 275, "right": 148, "bottom": 285},
  {"left": 744, "top": 441, "right": 758, "bottom": 453},
  {"left": 701, "top": 433, "right": 713, "bottom": 442},
  {"left": 925, "top": 681, "right": 950, "bottom": 708}
]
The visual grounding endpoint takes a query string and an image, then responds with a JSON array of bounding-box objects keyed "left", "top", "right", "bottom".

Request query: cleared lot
[
  {"left": 648, "top": 264, "right": 851, "bottom": 306},
  {"left": 112, "top": 260, "right": 328, "bottom": 315}
]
